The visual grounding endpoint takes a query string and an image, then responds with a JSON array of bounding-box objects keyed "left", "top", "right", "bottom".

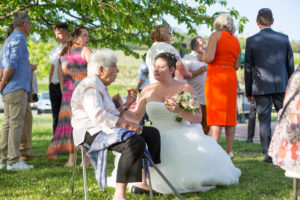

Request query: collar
[
  {"left": 94, "top": 75, "right": 110, "bottom": 93},
  {"left": 190, "top": 50, "right": 199, "bottom": 57},
  {"left": 13, "top": 29, "right": 26, "bottom": 38},
  {"left": 260, "top": 27, "right": 272, "bottom": 31}
]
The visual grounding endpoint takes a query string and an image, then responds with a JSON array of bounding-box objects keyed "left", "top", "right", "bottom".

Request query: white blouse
[
  {"left": 182, "top": 51, "right": 207, "bottom": 105},
  {"left": 71, "top": 75, "right": 119, "bottom": 146}
]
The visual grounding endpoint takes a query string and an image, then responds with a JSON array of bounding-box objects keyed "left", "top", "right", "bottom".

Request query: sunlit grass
[{"left": 0, "top": 113, "right": 295, "bottom": 200}]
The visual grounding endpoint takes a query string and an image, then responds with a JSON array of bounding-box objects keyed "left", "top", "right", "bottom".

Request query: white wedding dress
[{"left": 108, "top": 101, "right": 241, "bottom": 193}]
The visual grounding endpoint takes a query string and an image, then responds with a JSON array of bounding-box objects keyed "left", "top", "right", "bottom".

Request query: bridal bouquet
[{"left": 173, "top": 91, "right": 200, "bottom": 122}]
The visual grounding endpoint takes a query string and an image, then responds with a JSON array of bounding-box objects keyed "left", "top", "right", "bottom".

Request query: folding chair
[
  {"left": 143, "top": 152, "right": 184, "bottom": 200},
  {"left": 72, "top": 145, "right": 88, "bottom": 200},
  {"left": 72, "top": 144, "right": 184, "bottom": 200},
  {"left": 285, "top": 170, "right": 300, "bottom": 200}
]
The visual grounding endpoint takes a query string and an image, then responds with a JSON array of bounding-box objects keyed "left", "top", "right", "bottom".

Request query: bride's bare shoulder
[
  {"left": 143, "top": 83, "right": 156, "bottom": 91},
  {"left": 139, "top": 83, "right": 156, "bottom": 96}
]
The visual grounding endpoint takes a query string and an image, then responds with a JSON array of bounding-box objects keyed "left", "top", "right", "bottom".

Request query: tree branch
[{"left": 0, "top": 4, "right": 35, "bottom": 20}]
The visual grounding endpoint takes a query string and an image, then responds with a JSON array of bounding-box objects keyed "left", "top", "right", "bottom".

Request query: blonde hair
[
  {"left": 150, "top": 24, "right": 171, "bottom": 42},
  {"left": 213, "top": 13, "right": 236, "bottom": 33}
]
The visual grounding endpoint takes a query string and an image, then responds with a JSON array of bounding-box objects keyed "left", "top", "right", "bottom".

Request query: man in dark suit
[{"left": 244, "top": 8, "right": 294, "bottom": 163}]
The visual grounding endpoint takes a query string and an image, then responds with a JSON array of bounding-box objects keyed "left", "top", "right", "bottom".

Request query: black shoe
[
  {"left": 131, "top": 186, "right": 161, "bottom": 196},
  {"left": 244, "top": 139, "right": 253, "bottom": 143},
  {"left": 262, "top": 155, "right": 272, "bottom": 163}
]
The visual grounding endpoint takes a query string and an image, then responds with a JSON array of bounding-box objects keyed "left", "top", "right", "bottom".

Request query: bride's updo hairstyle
[{"left": 155, "top": 52, "right": 178, "bottom": 78}]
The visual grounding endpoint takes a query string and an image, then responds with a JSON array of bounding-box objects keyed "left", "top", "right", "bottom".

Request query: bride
[{"left": 110, "top": 52, "right": 241, "bottom": 194}]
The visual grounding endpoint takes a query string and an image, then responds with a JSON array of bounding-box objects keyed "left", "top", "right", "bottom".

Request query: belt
[{"left": 208, "top": 65, "right": 233, "bottom": 68}]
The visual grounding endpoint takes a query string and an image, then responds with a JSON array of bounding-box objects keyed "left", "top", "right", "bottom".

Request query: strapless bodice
[{"left": 146, "top": 101, "right": 190, "bottom": 129}]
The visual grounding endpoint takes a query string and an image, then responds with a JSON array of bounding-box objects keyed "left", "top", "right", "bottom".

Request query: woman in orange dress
[{"left": 200, "top": 14, "right": 241, "bottom": 157}]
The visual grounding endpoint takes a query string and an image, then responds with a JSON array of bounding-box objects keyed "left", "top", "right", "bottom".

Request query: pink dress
[{"left": 46, "top": 48, "right": 87, "bottom": 160}]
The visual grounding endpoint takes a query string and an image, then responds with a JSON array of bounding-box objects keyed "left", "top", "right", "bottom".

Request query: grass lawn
[
  {"left": 38, "top": 83, "right": 135, "bottom": 100},
  {"left": 0, "top": 114, "right": 294, "bottom": 200}
]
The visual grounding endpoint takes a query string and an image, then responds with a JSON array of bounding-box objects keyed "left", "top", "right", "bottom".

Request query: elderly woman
[
  {"left": 199, "top": 14, "right": 241, "bottom": 158},
  {"left": 71, "top": 49, "right": 161, "bottom": 200},
  {"left": 146, "top": 24, "right": 192, "bottom": 83}
]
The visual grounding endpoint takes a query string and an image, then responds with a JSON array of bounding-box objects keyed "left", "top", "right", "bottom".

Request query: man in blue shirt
[{"left": 0, "top": 12, "right": 34, "bottom": 171}]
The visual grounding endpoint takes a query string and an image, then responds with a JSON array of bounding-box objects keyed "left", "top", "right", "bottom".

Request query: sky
[{"left": 167, "top": 0, "right": 300, "bottom": 41}]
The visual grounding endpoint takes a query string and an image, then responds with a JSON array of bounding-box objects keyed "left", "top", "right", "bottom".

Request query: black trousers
[
  {"left": 85, "top": 126, "right": 161, "bottom": 183},
  {"left": 247, "top": 103, "right": 256, "bottom": 141},
  {"left": 254, "top": 93, "right": 284, "bottom": 155},
  {"left": 49, "top": 83, "right": 62, "bottom": 134}
]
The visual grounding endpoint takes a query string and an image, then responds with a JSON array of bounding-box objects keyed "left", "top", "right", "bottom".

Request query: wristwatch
[{"left": 121, "top": 105, "right": 128, "bottom": 110}]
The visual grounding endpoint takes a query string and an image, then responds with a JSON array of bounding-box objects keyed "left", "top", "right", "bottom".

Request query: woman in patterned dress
[
  {"left": 269, "top": 66, "right": 300, "bottom": 173},
  {"left": 46, "top": 26, "right": 92, "bottom": 166}
]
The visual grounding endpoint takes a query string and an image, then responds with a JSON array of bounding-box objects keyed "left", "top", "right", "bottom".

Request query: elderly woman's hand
[
  {"left": 116, "top": 117, "right": 143, "bottom": 134},
  {"left": 112, "top": 93, "right": 124, "bottom": 105},
  {"left": 127, "top": 121, "right": 143, "bottom": 134}
]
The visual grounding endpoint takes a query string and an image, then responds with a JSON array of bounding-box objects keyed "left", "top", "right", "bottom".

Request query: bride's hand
[{"left": 164, "top": 97, "right": 180, "bottom": 113}]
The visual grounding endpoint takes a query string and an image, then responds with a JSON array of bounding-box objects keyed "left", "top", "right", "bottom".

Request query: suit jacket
[{"left": 244, "top": 28, "right": 294, "bottom": 96}]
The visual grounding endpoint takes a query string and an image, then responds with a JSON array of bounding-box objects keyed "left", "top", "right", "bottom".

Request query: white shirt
[
  {"left": 182, "top": 51, "right": 207, "bottom": 105},
  {"left": 49, "top": 44, "right": 64, "bottom": 84},
  {"left": 146, "top": 42, "right": 181, "bottom": 84},
  {"left": 71, "top": 75, "right": 120, "bottom": 146}
]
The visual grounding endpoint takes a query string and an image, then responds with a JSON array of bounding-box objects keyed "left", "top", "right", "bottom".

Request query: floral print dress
[{"left": 269, "top": 66, "right": 300, "bottom": 172}]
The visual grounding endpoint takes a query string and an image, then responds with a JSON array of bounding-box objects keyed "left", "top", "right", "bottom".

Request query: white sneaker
[
  {"left": 0, "top": 163, "right": 7, "bottom": 169},
  {"left": 7, "top": 160, "right": 34, "bottom": 171}
]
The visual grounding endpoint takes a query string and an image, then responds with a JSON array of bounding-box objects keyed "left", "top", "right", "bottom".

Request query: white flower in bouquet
[{"left": 175, "top": 91, "right": 200, "bottom": 122}]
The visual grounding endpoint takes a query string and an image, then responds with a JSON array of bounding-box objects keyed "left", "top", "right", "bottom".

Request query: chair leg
[
  {"left": 144, "top": 153, "right": 184, "bottom": 200},
  {"left": 72, "top": 147, "right": 78, "bottom": 194},
  {"left": 147, "top": 166, "right": 153, "bottom": 200},
  {"left": 294, "top": 178, "right": 298, "bottom": 200},
  {"left": 81, "top": 146, "right": 88, "bottom": 200}
]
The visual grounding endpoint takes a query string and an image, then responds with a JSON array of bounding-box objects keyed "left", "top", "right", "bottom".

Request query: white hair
[
  {"left": 87, "top": 48, "right": 118, "bottom": 76},
  {"left": 213, "top": 13, "right": 236, "bottom": 33}
]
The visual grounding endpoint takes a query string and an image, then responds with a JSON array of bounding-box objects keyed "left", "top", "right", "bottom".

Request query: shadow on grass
[{"left": 0, "top": 115, "right": 295, "bottom": 200}]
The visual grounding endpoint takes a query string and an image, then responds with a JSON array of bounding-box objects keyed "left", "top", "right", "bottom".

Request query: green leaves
[
  {"left": 27, "top": 39, "right": 56, "bottom": 80},
  {"left": 0, "top": 0, "right": 247, "bottom": 64},
  {"left": 238, "top": 17, "right": 249, "bottom": 34}
]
